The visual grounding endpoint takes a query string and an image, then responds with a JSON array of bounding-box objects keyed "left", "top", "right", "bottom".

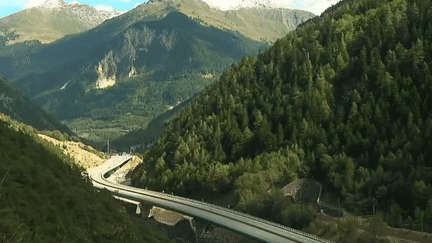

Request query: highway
[{"left": 87, "top": 155, "right": 334, "bottom": 243}]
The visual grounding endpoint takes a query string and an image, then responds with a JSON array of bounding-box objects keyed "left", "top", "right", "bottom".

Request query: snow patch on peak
[
  {"left": 201, "top": 0, "right": 285, "bottom": 11},
  {"left": 95, "top": 5, "right": 126, "bottom": 19},
  {"left": 201, "top": 0, "right": 342, "bottom": 15},
  {"left": 94, "top": 5, "right": 115, "bottom": 12},
  {"left": 68, "top": 1, "right": 82, "bottom": 6},
  {"left": 41, "top": 0, "right": 67, "bottom": 9}
]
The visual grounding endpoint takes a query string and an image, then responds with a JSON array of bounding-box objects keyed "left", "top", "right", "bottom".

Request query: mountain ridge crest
[{"left": 39, "top": 0, "right": 67, "bottom": 9}]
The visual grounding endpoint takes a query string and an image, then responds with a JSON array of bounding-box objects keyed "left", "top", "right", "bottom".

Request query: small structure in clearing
[{"left": 281, "top": 178, "right": 321, "bottom": 204}]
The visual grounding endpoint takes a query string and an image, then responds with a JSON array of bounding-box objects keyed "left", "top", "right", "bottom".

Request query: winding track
[{"left": 87, "top": 155, "right": 334, "bottom": 243}]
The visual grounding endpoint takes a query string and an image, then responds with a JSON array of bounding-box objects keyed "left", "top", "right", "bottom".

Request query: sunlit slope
[
  {"left": 130, "top": 0, "right": 432, "bottom": 237},
  {"left": 170, "top": 0, "right": 315, "bottom": 42},
  {"left": 0, "top": 1, "right": 123, "bottom": 44}
]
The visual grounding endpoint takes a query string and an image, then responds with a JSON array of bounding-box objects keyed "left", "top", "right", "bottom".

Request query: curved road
[{"left": 87, "top": 155, "right": 333, "bottom": 243}]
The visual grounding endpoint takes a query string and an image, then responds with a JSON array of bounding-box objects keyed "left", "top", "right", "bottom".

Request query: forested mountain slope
[
  {"left": 130, "top": 0, "right": 432, "bottom": 233},
  {"left": 0, "top": 113, "right": 170, "bottom": 243},
  {"left": 1, "top": 7, "right": 267, "bottom": 144},
  {"left": 0, "top": 73, "right": 72, "bottom": 134}
]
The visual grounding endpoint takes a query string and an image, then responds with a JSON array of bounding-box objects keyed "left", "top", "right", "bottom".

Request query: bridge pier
[
  {"left": 185, "top": 216, "right": 196, "bottom": 233},
  {"left": 113, "top": 195, "right": 142, "bottom": 214}
]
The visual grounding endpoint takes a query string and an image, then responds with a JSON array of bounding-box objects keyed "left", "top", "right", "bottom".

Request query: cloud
[
  {"left": 303, "top": 0, "right": 341, "bottom": 15},
  {"left": 24, "top": 0, "right": 46, "bottom": 8},
  {"left": 67, "top": 0, "right": 82, "bottom": 4},
  {"left": 119, "top": 0, "right": 132, "bottom": 2},
  {"left": 94, "top": 4, "right": 115, "bottom": 12}
]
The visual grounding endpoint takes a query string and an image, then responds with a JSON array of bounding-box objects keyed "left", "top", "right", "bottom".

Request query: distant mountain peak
[
  {"left": 0, "top": 0, "right": 127, "bottom": 44},
  {"left": 202, "top": 0, "right": 286, "bottom": 11},
  {"left": 147, "top": 0, "right": 168, "bottom": 4},
  {"left": 41, "top": 0, "right": 67, "bottom": 9},
  {"left": 201, "top": 0, "right": 341, "bottom": 15},
  {"left": 95, "top": 6, "right": 127, "bottom": 19}
]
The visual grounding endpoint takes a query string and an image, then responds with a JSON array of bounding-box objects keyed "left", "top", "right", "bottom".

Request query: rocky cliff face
[
  {"left": 93, "top": 25, "right": 181, "bottom": 89},
  {"left": 0, "top": 0, "right": 125, "bottom": 45}
]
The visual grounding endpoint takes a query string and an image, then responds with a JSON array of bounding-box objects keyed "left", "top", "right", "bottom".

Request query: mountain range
[
  {"left": 0, "top": 0, "right": 315, "bottom": 45},
  {"left": 145, "top": 0, "right": 315, "bottom": 42},
  {"left": 201, "top": 0, "right": 341, "bottom": 15},
  {"left": 0, "top": 0, "right": 315, "bottom": 147},
  {"left": 0, "top": 0, "right": 125, "bottom": 45}
]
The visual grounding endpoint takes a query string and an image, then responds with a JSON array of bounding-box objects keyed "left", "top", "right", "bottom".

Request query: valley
[
  {"left": 0, "top": 0, "right": 315, "bottom": 151},
  {"left": 2, "top": 0, "right": 432, "bottom": 242},
  {"left": 0, "top": 1, "right": 273, "bottom": 148}
]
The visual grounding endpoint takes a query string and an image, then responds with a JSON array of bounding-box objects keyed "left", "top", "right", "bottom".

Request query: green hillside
[
  {"left": 0, "top": 73, "right": 72, "bottom": 135},
  {"left": 0, "top": 114, "right": 170, "bottom": 243},
  {"left": 130, "top": 0, "right": 432, "bottom": 237}
]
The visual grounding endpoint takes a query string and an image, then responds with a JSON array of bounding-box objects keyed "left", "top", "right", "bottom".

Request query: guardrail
[
  {"left": 161, "top": 192, "right": 333, "bottom": 243},
  {"left": 90, "top": 155, "right": 334, "bottom": 243}
]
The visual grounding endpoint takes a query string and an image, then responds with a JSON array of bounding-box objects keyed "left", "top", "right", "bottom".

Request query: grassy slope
[{"left": 0, "top": 113, "right": 171, "bottom": 243}]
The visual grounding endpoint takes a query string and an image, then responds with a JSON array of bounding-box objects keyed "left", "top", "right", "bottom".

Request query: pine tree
[
  {"left": 340, "top": 33, "right": 350, "bottom": 62},
  {"left": 336, "top": 52, "right": 347, "bottom": 72},
  {"left": 413, "top": 180, "right": 429, "bottom": 209}
]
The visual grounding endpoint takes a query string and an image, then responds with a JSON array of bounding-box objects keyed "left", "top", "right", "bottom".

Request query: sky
[{"left": 0, "top": 0, "right": 340, "bottom": 19}]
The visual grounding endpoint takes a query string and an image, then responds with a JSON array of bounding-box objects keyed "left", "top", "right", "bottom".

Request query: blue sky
[{"left": 0, "top": 0, "right": 339, "bottom": 19}]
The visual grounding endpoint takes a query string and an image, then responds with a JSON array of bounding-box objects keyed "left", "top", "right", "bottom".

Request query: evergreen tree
[{"left": 129, "top": 0, "right": 432, "bottom": 235}]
